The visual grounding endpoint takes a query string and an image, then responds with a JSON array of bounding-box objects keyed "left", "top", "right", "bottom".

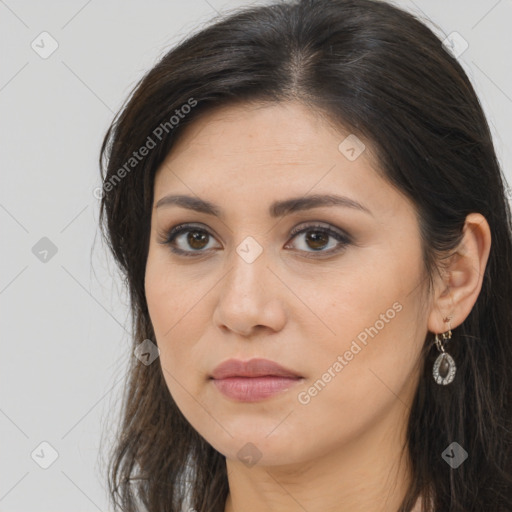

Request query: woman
[{"left": 98, "top": 0, "right": 512, "bottom": 510}]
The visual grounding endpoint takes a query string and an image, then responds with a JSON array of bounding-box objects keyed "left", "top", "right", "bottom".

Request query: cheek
[
  {"left": 288, "top": 282, "right": 424, "bottom": 459},
  {"left": 145, "top": 255, "right": 188, "bottom": 370},
  {"left": 302, "top": 241, "right": 426, "bottom": 390},
  {"left": 145, "top": 246, "right": 197, "bottom": 339},
  {"left": 145, "top": 252, "right": 211, "bottom": 400}
]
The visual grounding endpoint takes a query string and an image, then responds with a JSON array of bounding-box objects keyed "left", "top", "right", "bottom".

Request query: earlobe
[{"left": 427, "top": 212, "right": 491, "bottom": 334}]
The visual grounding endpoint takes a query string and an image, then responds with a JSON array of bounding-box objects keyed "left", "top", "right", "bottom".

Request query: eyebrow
[{"left": 155, "top": 193, "right": 372, "bottom": 218}]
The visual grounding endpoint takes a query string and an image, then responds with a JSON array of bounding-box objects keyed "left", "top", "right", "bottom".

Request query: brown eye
[
  {"left": 187, "top": 230, "right": 209, "bottom": 250},
  {"left": 160, "top": 224, "right": 221, "bottom": 256},
  {"left": 304, "top": 230, "right": 330, "bottom": 250},
  {"left": 160, "top": 222, "right": 351, "bottom": 258},
  {"left": 285, "top": 223, "right": 351, "bottom": 257}
]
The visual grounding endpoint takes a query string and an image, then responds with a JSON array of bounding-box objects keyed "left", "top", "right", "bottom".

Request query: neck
[{"left": 223, "top": 402, "right": 416, "bottom": 512}]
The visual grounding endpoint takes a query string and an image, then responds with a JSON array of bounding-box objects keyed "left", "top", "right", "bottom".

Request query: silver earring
[{"left": 432, "top": 323, "right": 456, "bottom": 385}]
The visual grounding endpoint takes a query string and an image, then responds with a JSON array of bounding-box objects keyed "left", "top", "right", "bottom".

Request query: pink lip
[{"left": 210, "top": 358, "right": 303, "bottom": 402}]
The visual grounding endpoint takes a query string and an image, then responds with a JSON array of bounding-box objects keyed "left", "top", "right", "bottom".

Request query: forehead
[
  {"left": 163, "top": 101, "right": 365, "bottom": 159},
  {"left": 153, "top": 100, "right": 407, "bottom": 218}
]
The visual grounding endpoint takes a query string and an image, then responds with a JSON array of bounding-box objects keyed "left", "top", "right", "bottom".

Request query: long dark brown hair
[{"left": 98, "top": 0, "right": 512, "bottom": 510}]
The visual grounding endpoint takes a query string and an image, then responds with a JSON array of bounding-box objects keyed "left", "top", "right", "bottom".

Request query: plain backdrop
[{"left": 1, "top": 0, "right": 511, "bottom": 510}]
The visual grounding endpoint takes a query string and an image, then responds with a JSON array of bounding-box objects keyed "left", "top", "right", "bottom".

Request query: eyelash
[{"left": 158, "top": 222, "right": 352, "bottom": 259}]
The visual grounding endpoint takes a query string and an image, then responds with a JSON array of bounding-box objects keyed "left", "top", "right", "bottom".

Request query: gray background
[{"left": 1, "top": 0, "right": 511, "bottom": 510}]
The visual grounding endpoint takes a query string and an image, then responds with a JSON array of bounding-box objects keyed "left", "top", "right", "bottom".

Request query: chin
[{"left": 200, "top": 426, "right": 310, "bottom": 468}]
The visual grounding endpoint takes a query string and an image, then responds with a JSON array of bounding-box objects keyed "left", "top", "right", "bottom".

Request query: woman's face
[{"left": 145, "top": 100, "right": 431, "bottom": 466}]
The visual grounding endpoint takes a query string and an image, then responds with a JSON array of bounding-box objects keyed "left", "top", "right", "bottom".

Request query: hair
[{"left": 98, "top": 0, "right": 512, "bottom": 510}]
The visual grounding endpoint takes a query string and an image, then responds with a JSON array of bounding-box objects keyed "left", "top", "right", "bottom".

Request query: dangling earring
[{"left": 432, "top": 317, "right": 456, "bottom": 385}]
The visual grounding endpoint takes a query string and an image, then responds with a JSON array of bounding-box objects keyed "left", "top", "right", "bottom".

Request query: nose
[{"left": 212, "top": 242, "right": 287, "bottom": 338}]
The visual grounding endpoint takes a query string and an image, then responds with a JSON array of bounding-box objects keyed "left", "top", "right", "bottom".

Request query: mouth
[{"left": 210, "top": 358, "right": 303, "bottom": 402}]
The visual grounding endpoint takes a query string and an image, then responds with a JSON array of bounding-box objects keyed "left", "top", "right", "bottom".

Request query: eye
[
  {"left": 158, "top": 223, "right": 220, "bottom": 256},
  {"left": 285, "top": 222, "right": 351, "bottom": 258},
  {"left": 158, "top": 222, "right": 351, "bottom": 258}
]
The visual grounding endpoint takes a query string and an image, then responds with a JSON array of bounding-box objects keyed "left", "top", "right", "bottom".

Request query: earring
[{"left": 432, "top": 317, "right": 456, "bottom": 385}]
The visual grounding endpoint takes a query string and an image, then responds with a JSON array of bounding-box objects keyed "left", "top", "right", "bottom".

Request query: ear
[{"left": 427, "top": 213, "right": 491, "bottom": 334}]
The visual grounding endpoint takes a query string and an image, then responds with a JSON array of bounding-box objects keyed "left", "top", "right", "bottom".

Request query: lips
[
  {"left": 210, "top": 358, "right": 303, "bottom": 402},
  {"left": 210, "top": 358, "right": 302, "bottom": 380}
]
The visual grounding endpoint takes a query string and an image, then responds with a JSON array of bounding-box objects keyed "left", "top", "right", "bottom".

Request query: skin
[{"left": 144, "top": 100, "right": 491, "bottom": 512}]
